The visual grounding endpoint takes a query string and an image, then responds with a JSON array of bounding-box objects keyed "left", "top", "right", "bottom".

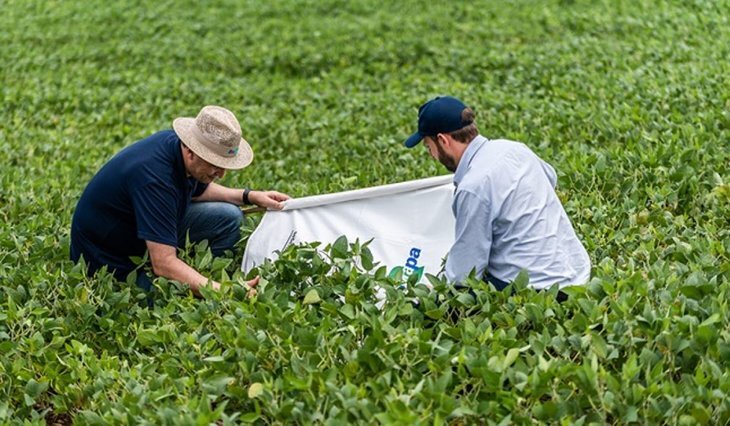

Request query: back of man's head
[{"left": 404, "top": 96, "right": 479, "bottom": 147}]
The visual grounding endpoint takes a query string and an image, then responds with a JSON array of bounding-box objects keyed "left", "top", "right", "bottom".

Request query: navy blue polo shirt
[{"left": 70, "top": 130, "right": 208, "bottom": 279}]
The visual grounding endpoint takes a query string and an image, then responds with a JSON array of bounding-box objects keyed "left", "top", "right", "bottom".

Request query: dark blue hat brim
[{"left": 404, "top": 131, "right": 424, "bottom": 148}]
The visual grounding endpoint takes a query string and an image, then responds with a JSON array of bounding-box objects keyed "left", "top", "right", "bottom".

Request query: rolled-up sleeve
[{"left": 445, "top": 189, "right": 492, "bottom": 284}]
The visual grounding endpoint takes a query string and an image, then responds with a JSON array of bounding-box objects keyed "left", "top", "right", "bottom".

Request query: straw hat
[{"left": 173, "top": 105, "right": 254, "bottom": 169}]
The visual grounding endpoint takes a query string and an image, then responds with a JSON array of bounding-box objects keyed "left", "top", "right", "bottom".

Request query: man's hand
[
  {"left": 249, "top": 190, "right": 290, "bottom": 210},
  {"left": 146, "top": 240, "right": 217, "bottom": 296},
  {"left": 245, "top": 276, "right": 260, "bottom": 298}
]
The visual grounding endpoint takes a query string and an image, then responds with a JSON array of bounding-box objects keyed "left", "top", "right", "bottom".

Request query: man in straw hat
[
  {"left": 71, "top": 105, "right": 289, "bottom": 295},
  {"left": 403, "top": 96, "right": 591, "bottom": 299}
]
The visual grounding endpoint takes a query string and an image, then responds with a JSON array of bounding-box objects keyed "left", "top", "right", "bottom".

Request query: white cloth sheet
[{"left": 242, "top": 175, "right": 455, "bottom": 284}]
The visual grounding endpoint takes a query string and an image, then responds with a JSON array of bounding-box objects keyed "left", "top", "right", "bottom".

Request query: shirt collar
[{"left": 453, "top": 134, "right": 487, "bottom": 186}]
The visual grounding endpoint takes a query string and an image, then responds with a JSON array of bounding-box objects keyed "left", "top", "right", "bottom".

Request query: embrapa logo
[{"left": 388, "top": 247, "right": 424, "bottom": 282}]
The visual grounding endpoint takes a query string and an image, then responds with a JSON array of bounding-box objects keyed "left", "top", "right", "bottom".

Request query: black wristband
[{"left": 242, "top": 188, "right": 252, "bottom": 205}]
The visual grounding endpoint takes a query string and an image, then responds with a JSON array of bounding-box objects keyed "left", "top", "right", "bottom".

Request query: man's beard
[{"left": 434, "top": 142, "right": 458, "bottom": 172}]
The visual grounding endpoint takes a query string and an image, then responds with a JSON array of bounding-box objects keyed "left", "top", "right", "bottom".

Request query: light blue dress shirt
[{"left": 445, "top": 135, "right": 591, "bottom": 289}]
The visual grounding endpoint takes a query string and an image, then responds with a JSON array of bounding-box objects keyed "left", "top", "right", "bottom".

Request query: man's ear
[{"left": 435, "top": 133, "right": 450, "bottom": 147}]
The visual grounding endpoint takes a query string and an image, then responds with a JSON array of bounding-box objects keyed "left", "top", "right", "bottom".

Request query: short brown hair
[{"left": 448, "top": 108, "right": 478, "bottom": 143}]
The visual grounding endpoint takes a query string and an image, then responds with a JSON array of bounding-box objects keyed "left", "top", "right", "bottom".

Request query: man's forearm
[
  {"left": 193, "top": 182, "right": 243, "bottom": 205},
  {"left": 193, "top": 183, "right": 289, "bottom": 210},
  {"left": 152, "top": 256, "right": 219, "bottom": 295}
]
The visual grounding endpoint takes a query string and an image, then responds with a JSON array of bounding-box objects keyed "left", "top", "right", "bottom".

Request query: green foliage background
[{"left": 1, "top": 0, "right": 728, "bottom": 424}]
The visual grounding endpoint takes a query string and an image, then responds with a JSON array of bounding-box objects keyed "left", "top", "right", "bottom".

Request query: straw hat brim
[{"left": 172, "top": 117, "right": 254, "bottom": 170}]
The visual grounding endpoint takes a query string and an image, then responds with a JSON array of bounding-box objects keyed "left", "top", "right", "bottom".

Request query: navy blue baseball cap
[{"left": 404, "top": 96, "right": 470, "bottom": 148}]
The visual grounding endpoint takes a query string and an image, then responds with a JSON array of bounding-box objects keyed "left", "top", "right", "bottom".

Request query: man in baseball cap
[
  {"left": 404, "top": 96, "right": 591, "bottom": 298},
  {"left": 71, "top": 105, "right": 289, "bottom": 297}
]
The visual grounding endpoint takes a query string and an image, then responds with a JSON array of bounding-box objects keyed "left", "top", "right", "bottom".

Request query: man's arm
[
  {"left": 538, "top": 158, "right": 558, "bottom": 189},
  {"left": 146, "top": 240, "right": 220, "bottom": 296},
  {"left": 444, "top": 190, "right": 493, "bottom": 284},
  {"left": 193, "top": 182, "right": 290, "bottom": 210},
  {"left": 146, "top": 240, "right": 261, "bottom": 296}
]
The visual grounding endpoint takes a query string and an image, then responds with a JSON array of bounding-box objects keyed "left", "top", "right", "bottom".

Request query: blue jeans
[
  {"left": 485, "top": 272, "right": 510, "bottom": 291},
  {"left": 484, "top": 272, "right": 568, "bottom": 302},
  {"left": 177, "top": 201, "right": 243, "bottom": 256},
  {"left": 135, "top": 201, "right": 243, "bottom": 292}
]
